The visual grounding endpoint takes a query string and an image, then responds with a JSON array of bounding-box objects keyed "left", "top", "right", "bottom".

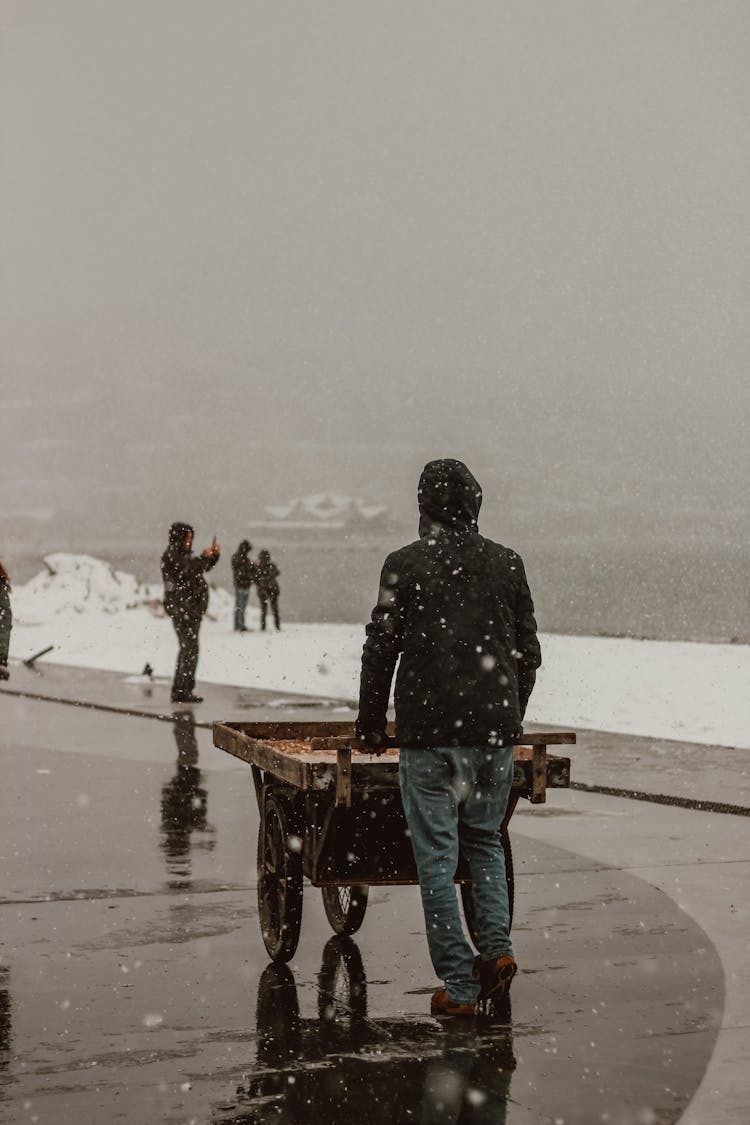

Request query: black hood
[
  {"left": 167, "top": 522, "right": 193, "bottom": 552},
  {"left": 417, "top": 459, "right": 482, "bottom": 536}
]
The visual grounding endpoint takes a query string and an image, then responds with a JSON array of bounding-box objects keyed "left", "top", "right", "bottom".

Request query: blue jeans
[
  {"left": 399, "top": 745, "right": 515, "bottom": 1004},
  {"left": 234, "top": 587, "right": 250, "bottom": 631}
]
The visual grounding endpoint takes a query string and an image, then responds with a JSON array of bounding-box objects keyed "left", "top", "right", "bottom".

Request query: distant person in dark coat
[
  {"left": 256, "top": 549, "right": 281, "bottom": 631},
  {"left": 0, "top": 562, "right": 11, "bottom": 680},
  {"left": 231, "top": 540, "right": 257, "bottom": 632},
  {"left": 161, "top": 522, "right": 220, "bottom": 703},
  {"left": 356, "top": 459, "right": 541, "bottom": 1018}
]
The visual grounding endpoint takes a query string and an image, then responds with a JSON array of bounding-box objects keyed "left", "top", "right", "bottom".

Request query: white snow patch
[
  {"left": 13, "top": 552, "right": 232, "bottom": 624},
  {"left": 7, "top": 556, "right": 750, "bottom": 749}
]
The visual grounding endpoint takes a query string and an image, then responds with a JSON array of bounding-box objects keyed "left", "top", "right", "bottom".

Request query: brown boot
[
  {"left": 430, "top": 989, "right": 477, "bottom": 1018},
  {"left": 475, "top": 955, "right": 517, "bottom": 1002}
]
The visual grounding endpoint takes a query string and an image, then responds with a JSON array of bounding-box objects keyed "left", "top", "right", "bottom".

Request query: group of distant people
[
  {"left": 230, "top": 540, "right": 281, "bottom": 633},
  {"left": 0, "top": 533, "right": 281, "bottom": 699},
  {"left": 160, "top": 523, "right": 281, "bottom": 704}
]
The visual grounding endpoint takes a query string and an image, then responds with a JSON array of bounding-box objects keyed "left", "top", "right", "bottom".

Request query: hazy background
[{"left": 1, "top": 2, "right": 748, "bottom": 637}]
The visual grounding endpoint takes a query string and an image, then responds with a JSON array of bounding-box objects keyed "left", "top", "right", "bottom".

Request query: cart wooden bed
[{"left": 213, "top": 720, "right": 575, "bottom": 962}]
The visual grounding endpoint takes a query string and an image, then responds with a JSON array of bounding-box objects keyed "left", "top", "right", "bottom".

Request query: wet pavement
[
  {"left": 0, "top": 661, "right": 355, "bottom": 728},
  {"left": 1, "top": 668, "right": 748, "bottom": 1124},
  {"left": 5, "top": 659, "right": 749, "bottom": 811}
]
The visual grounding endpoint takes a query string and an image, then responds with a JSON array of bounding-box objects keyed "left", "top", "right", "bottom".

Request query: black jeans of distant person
[
  {"left": 170, "top": 612, "right": 202, "bottom": 699},
  {"left": 259, "top": 592, "right": 280, "bottom": 631},
  {"left": 0, "top": 615, "right": 10, "bottom": 668}
]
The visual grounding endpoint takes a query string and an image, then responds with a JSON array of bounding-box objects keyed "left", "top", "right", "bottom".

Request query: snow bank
[
  {"left": 7, "top": 556, "right": 749, "bottom": 749},
  {"left": 528, "top": 633, "right": 748, "bottom": 751},
  {"left": 13, "top": 552, "right": 232, "bottom": 624}
]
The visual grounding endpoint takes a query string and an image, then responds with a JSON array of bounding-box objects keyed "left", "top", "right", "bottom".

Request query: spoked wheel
[
  {"left": 321, "top": 884, "right": 369, "bottom": 935},
  {"left": 257, "top": 795, "right": 303, "bottom": 962},
  {"left": 460, "top": 824, "right": 514, "bottom": 949}
]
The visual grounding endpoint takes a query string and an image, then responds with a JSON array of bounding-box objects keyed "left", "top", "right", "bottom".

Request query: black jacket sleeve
[
  {"left": 514, "top": 556, "right": 542, "bottom": 718},
  {"left": 193, "top": 552, "right": 219, "bottom": 576},
  {"left": 356, "top": 556, "right": 405, "bottom": 742}
]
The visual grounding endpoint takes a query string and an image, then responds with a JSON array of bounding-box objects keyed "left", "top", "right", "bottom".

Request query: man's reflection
[
  {"left": 160, "top": 710, "right": 212, "bottom": 886},
  {"left": 215, "top": 938, "right": 514, "bottom": 1124},
  {"left": 419, "top": 1021, "right": 514, "bottom": 1124}
]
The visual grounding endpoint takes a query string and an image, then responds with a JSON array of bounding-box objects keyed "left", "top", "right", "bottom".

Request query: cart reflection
[{"left": 215, "top": 937, "right": 515, "bottom": 1124}]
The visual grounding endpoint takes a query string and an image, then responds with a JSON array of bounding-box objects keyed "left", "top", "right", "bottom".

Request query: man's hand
[
  {"left": 356, "top": 730, "right": 387, "bottom": 756},
  {"left": 202, "top": 541, "right": 220, "bottom": 559}
]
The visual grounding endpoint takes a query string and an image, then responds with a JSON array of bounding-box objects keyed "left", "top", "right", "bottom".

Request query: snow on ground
[{"left": 8, "top": 554, "right": 750, "bottom": 748}]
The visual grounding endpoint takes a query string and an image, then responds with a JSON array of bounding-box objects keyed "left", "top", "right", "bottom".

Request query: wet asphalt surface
[{"left": 0, "top": 674, "right": 725, "bottom": 1124}]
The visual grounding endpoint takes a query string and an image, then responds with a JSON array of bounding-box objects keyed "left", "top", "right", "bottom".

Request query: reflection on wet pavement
[
  {"left": 160, "top": 711, "right": 215, "bottom": 888},
  {"left": 215, "top": 938, "right": 514, "bottom": 1125},
  {"left": 0, "top": 965, "right": 10, "bottom": 1067},
  {"left": 0, "top": 696, "right": 729, "bottom": 1124}
]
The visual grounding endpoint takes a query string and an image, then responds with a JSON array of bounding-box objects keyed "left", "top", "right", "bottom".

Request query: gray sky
[{"left": 1, "top": 0, "right": 748, "bottom": 548}]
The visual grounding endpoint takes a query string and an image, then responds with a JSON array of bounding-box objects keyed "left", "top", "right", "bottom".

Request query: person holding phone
[{"left": 161, "top": 523, "right": 220, "bottom": 703}]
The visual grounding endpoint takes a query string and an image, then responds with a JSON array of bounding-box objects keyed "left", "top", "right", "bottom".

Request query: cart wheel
[
  {"left": 460, "top": 825, "right": 514, "bottom": 949},
  {"left": 257, "top": 796, "right": 303, "bottom": 963},
  {"left": 321, "top": 884, "right": 369, "bottom": 936}
]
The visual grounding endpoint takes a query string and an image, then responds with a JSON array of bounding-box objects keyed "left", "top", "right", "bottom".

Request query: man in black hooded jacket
[
  {"left": 161, "top": 522, "right": 220, "bottom": 703},
  {"left": 357, "top": 459, "right": 541, "bottom": 1017}
]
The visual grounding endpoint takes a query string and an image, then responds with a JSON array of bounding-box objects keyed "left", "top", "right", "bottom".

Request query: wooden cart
[{"left": 213, "top": 720, "right": 575, "bottom": 962}]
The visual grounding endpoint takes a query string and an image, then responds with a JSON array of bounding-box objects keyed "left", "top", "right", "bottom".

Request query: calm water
[{"left": 7, "top": 533, "right": 748, "bottom": 644}]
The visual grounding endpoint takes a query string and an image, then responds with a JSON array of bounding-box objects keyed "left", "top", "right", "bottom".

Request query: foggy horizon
[{"left": 2, "top": 2, "right": 748, "bottom": 623}]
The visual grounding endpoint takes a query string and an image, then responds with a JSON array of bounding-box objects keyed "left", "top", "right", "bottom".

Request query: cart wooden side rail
[
  {"left": 212, "top": 720, "right": 575, "bottom": 963},
  {"left": 213, "top": 720, "right": 574, "bottom": 806}
]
